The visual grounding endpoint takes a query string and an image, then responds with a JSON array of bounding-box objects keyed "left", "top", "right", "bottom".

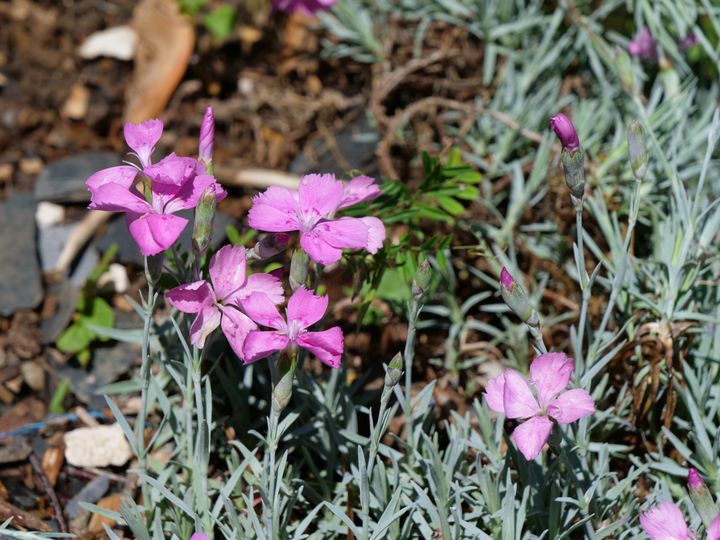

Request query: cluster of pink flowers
[
  {"left": 86, "top": 110, "right": 386, "bottom": 370},
  {"left": 86, "top": 114, "right": 226, "bottom": 256},
  {"left": 484, "top": 352, "right": 595, "bottom": 460}
]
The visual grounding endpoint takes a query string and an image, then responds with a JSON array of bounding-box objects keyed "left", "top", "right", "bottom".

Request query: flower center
[{"left": 286, "top": 319, "right": 303, "bottom": 342}]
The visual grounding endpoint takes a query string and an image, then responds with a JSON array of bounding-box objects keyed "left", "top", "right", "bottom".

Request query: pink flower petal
[
  {"left": 483, "top": 372, "right": 506, "bottom": 414},
  {"left": 162, "top": 174, "right": 227, "bottom": 214},
  {"left": 708, "top": 514, "right": 720, "bottom": 540},
  {"left": 529, "top": 352, "right": 574, "bottom": 408},
  {"left": 313, "top": 217, "right": 368, "bottom": 249},
  {"left": 189, "top": 306, "right": 221, "bottom": 349},
  {"left": 359, "top": 216, "right": 385, "bottom": 253},
  {"left": 166, "top": 280, "right": 214, "bottom": 313},
  {"left": 126, "top": 212, "right": 188, "bottom": 256},
  {"left": 547, "top": 389, "right": 595, "bottom": 424},
  {"left": 502, "top": 369, "right": 540, "bottom": 419},
  {"left": 639, "top": 501, "right": 693, "bottom": 540},
  {"left": 143, "top": 154, "right": 201, "bottom": 186},
  {"left": 511, "top": 416, "right": 553, "bottom": 461},
  {"left": 231, "top": 273, "right": 285, "bottom": 306},
  {"left": 208, "top": 245, "right": 247, "bottom": 301},
  {"left": 124, "top": 119, "right": 163, "bottom": 167},
  {"left": 287, "top": 287, "right": 328, "bottom": 329},
  {"left": 242, "top": 292, "right": 287, "bottom": 331},
  {"left": 86, "top": 165, "right": 139, "bottom": 191},
  {"left": 300, "top": 230, "right": 343, "bottom": 265},
  {"left": 338, "top": 175, "right": 381, "bottom": 209},
  {"left": 88, "top": 182, "right": 150, "bottom": 213},
  {"left": 242, "top": 331, "right": 290, "bottom": 363},
  {"left": 298, "top": 174, "right": 344, "bottom": 218},
  {"left": 219, "top": 305, "right": 257, "bottom": 361},
  {"left": 297, "top": 327, "right": 343, "bottom": 368},
  {"left": 248, "top": 186, "right": 301, "bottom": 232}
]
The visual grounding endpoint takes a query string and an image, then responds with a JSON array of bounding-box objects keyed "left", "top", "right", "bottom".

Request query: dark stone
[
  {"left": 290, "top": 114, "right": 379, "bottom": 178},
  {"left": 34, "top": 152, "right": 119, "bottom": 203},
  {"left": 97, "top": 209, "right": 237, "bottom": 266},
  {"left": 40, "top": 280, "right": 80, "bottom": 344},
  {"left": 0, "top": 193, "right": 43, "bottom": 316},
  {"left": 65, "top": 475, "right": 110, "bottom": 519},
  {"left": 55, "top": 342, "right": 137, "bottom": 408}
]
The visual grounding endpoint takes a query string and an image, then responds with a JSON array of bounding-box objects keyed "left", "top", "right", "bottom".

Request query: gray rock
[
  {"left": 97, "top": 209, "right": 237, "bottom": 266},
  {"left": 34, "top": 152, "right": 119, "bottom": 203},
  {"left": 55, "top": 342, "right": 137, "bottom": 408},
  {"left": 40, "top": 280, "right": 80, "bottom": 344},
  {"left": 65, "top": 475, "right": 110, "bottom": 519},
  {"left": 290, "top": 114, "right": 379, "bottom": 178},
  {"left": 0, "top": 193, "right": 43, "bottom": 316}
]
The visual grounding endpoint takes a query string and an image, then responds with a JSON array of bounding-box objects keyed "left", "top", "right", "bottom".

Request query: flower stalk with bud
[{"left": 500, "top": 267, "right": 546, "bottom": 354}]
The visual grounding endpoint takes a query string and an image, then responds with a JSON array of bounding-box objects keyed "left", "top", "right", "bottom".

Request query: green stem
[
  {"left": 138, "top": 258, "right": 157, "bottom": 517},
  {"left": 403, "top": 297, "right": 421, "bottom": 453}
]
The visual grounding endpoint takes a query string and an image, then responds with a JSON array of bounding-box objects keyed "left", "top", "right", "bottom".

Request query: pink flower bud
[
  {"left": 688, "top": 468, "right": 704, "bottom": 492},
  {"left": 199, "top": 106, "right": 214, "bottom": 165},
  {"left": 628, "top": 27, "right": 658, "bottom": 61},
  {"left": 190, "top": 534, "right": 210, "bottom": 540},
  {"left": 500, "top": 267, "right": 515, "bottom": 291},
  {"left": 550, "top": 113, "right": 580, "bottom": 152}
]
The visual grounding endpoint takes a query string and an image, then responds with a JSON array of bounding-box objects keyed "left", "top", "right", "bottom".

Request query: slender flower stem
[
  {"left": 138, "top": 257, "right": 157, "bottom": 515},
  {"left": 403, "top": 297, "right": 421, "bottom": 452}
]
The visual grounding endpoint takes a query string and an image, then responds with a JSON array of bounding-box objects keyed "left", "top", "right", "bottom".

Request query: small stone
[
  {"left": 79, "top": 25, "right": 137, "bottom": 61},
  {"left": 41, "top": 447, "right": 64, "bottom": 487},
  {"left": 20, "top": 360, "right": 44, "bottom": 392},
  {"left": 97, "top": 263, "right": 129, "bottom": 294},
  {"left": 61, "top": 85, "right": 90, "bottom": 120},
  {"left": 0, "top": 440, "right": 32, "bottom": 464},
  {"left": 35, "top": 201, "right": 65, "bottom": 228},
  {"left": 19, "top": 157, "right": 43, "bottom": 176},
  {"left": 66, "top": 475, "right": 109, "bottom": 519},
  {"left": 0, "top": 193, "right": 43, "bottom": 315},
  {"left": 34, "top": 152, "right": 118, "bottom": 203},
  {"left": 63, "top": 424, "right": 133, "bottom": 468},
  {"left": 40, "top": 280, "right": 80, "bottom": 344}
]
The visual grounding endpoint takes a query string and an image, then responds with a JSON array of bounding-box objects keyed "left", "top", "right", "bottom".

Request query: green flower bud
[
  {"left": 271, "top": 349, "right": 296, "bottom": 418},
  {"left": 145, "top": 253, "right": 164, "bottom": 286},
  {"left": 615, "top": 47, "right": 634, "bottom": 94},
  {"left": 560, "top": 147, "right": 586, "bottom": 200},
  {"left": 290, "top": 249, "right": 309, "bottom": 291},
  {"left": 192, "top": 185, "right": 217, "bottom": 257},
  {"left": 384, "top": 352, "right": 403, "bottom": 388},
  {"left": 627, "top": 120, "right": 648, "bottom": 181},
  {"left": 412, "top": 260, "right": 432, "bottom": 298}
]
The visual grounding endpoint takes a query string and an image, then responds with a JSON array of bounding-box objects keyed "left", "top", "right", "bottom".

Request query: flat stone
[
  {"left": 34, "top": 152, "right": 119, "bottom": 203},
  {"left": 0, "top": 193, "right": 43, "bottom": 316},
  {"left": 55, "top": 342, "right": 137, "bottom": 408},
  {"left": 290, "top": 114, "right": 379, "bottom": 177},
  {"left": 66, "top": 475, "right": 110, "bottom": 520},
  {"left": 97, "top": 209, "right": 237, "bottom": 266},
  {"left": 40, "top": 280, "right": 80, "bottom": 344}
]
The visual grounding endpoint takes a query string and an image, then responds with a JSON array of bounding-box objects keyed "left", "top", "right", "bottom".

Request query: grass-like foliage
[{"left": 28, "top": 0, "right": 720, "bottom": 538}]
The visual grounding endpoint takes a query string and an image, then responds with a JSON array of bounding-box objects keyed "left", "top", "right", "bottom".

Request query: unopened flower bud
[
  {"left": 687, "top": 468, "right": 719, "bottom": 527},
  {"left": 271, "top": 349, "right": 296, "bottom": 418},
  {"left": 198, "top": 106, "right": 214, "bottom": 174},
  {"left": 500, "top": 267, "right": 538, "bottom": 325},
  {"left": 615, "top": 47, "right": 634, "bottom": 94},
  {"left": 412, "top": 260, "right": 432, "bottom": 298},
  {"left": 254, "top": 233, "right": 290, "bottom": 260},
  {"left": 384, "top": 352, "right": 403, "bottom": 388},
  {"left": 551, "top": 114, "right": 585, "bottom": 200},
  {"left": 627, "top": 120, "right": 648, "bottom": 181},
  {"left": 145, "top": 253, "right": 164, "bottom": 285},
  {"left": 290, "top": 249, "right": 309, "bottom": 291},
  {"left": 192, "top": 184, "right": 217, "bottom": 257},
  {"left": 550, "top": 113, "right": 580, "bottom": 152}
]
